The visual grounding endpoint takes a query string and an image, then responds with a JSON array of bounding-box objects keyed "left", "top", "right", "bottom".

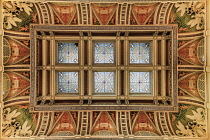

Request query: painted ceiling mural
[{"left": 1, "top": 0, "right": 207, "bottom": 139}]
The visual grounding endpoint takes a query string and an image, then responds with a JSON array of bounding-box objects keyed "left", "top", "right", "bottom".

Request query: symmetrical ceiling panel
[{"left": 0, "top": 0, "right": 209, "bottom": 139}]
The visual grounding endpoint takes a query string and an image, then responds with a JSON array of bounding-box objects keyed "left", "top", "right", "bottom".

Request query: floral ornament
[
  {"left": 175, "top": 2, "right": 205, "bottom": 30},
  {"left": 3, "top": 2, "right": 33, "bottom": 30},
  {"left": 176, "top": 108, "right": 206, "bottom": 137},
  {"left": 175, "top": 2, "right": 191, "bottom": 16},
  {"left": 2, "top": 108, "right": 33, "bottom": 137}
]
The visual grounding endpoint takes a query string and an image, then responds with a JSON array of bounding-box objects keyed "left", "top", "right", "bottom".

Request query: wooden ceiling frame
[{"left": 30, "top": 25, "right": 178, "bottom": 112}]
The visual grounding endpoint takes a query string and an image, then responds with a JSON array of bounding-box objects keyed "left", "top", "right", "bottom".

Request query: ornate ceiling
[{"left": 0, "top": 0, "right": 209, "bottom": 139}]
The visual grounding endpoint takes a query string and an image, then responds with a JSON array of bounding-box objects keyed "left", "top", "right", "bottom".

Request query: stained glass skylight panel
[
  {"left": 130, "top": 43, "right": 150, "bottom": 63},
  {"left": 58, "top": 43, "right": 78, "bottom": 63},
  {"left": 94, "top": 43, "right": 114, "bottom": 63},
  {"left": 94, "top": 72, "right": 115, "bottom": 93},
  {"left": 58, "top": 72, "right": 78, "bottom": 93},
  {"left": 130, "top": 72, "right": 150, "bottom": 93}
]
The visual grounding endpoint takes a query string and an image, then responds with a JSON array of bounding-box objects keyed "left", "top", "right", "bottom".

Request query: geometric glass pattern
[
  {"left": 58, "top": 43, "right": 78, "bottom": 63},
  {"left": 94, "top": 72, "right": 114, "bottom": 93},
  {"left": 130, "top": 43, "right": 150, "bottom": 63},
  {"left": 130, "top": 72, "right": 150, "bottom": 93},
  {"left": 94, "top": 43, "right": 114, "bottom": 63},
  {"left": 58, "top": 72, "right": 78, "bottom": 93}
]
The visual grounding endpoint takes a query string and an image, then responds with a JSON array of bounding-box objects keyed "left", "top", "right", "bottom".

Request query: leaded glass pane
[
  {"left": 94, "top": 43, "right": 114, "bottom": 63},
  {"left": 58, "top": 72, "right": 78, "bottom": 93},
  {"left": 130, "top": 43, "right": 150, "bottom": 63},
  {"left": 94, "top": 72, "right": 114, "bottom": 93},
  {"left": 130, "top": 72, "right": 150, "bottom": 93},
  {"left": 58, "top": 43, "right": 78, "bottom": 63}
]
